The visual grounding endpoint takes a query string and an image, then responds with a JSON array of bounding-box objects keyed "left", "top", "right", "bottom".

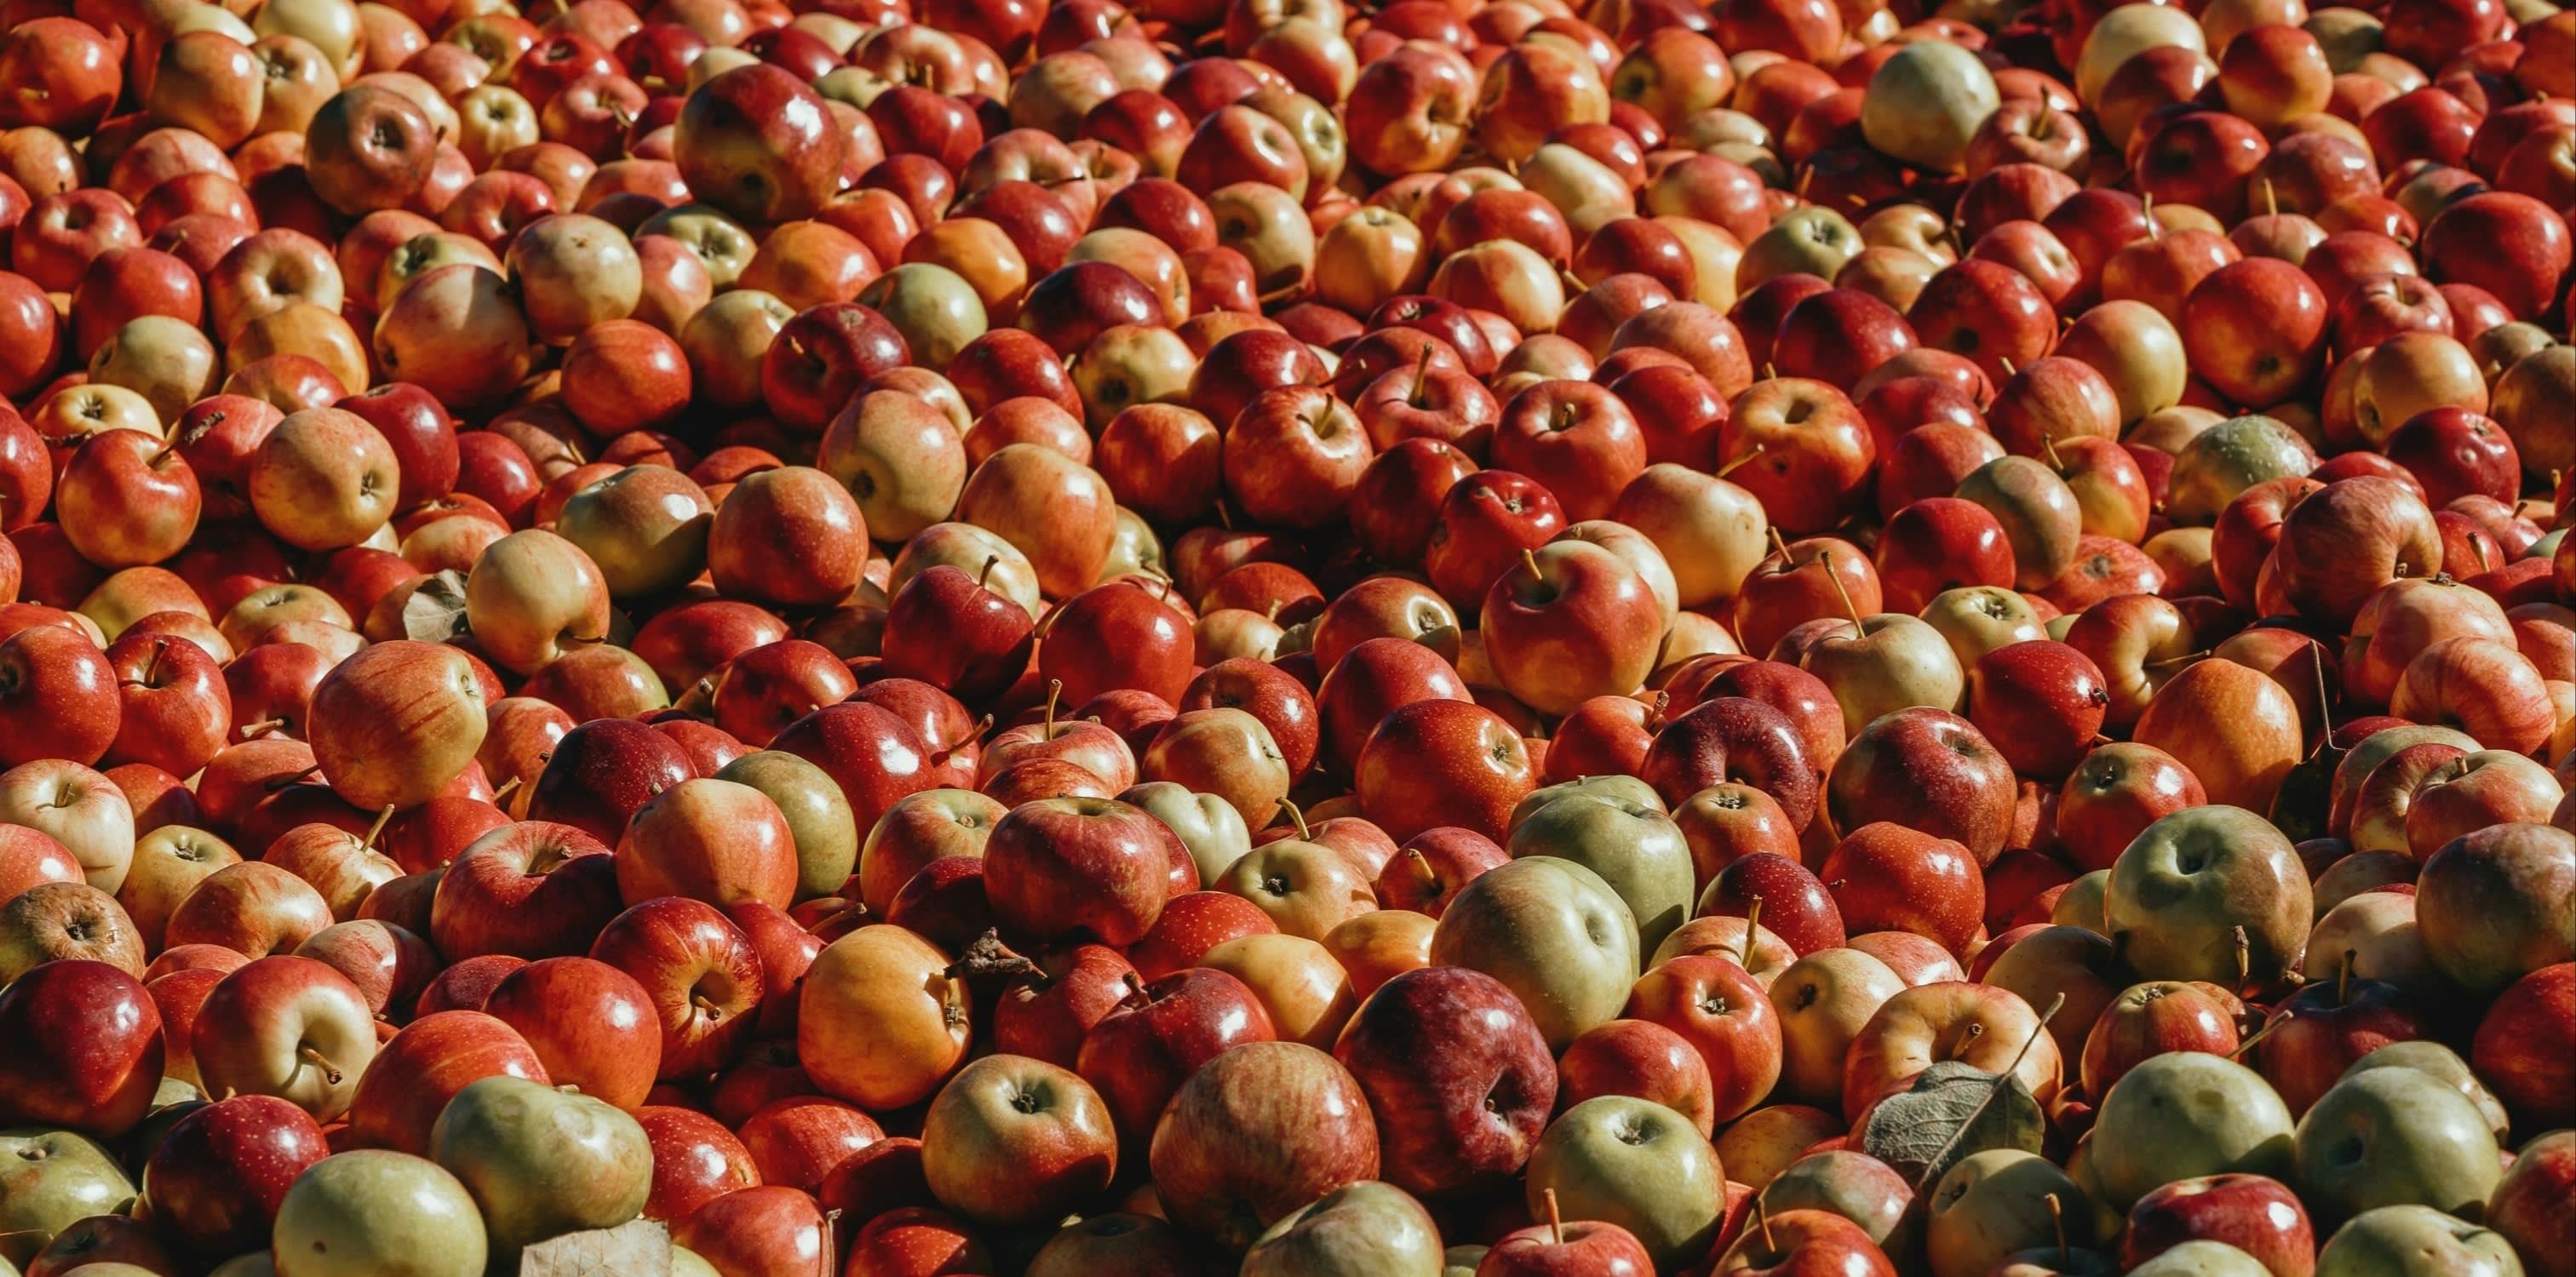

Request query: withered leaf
[
  {"left": 519, "top": 1219, "right": 672, "bottom": 1277},
  {"left": 1859, "top": 1060, "right": 2045, "bottom": 1189},
  {"left": 402, "top": 570, "right": 473, "bottom": 644}
]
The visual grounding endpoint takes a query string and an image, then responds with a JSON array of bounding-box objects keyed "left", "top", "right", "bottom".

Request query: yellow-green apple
[
  {"left": 2087, "top": 1052, "right": 2293, "bottom": 1209},
  {"left": 270, "top": 1150, "right": 489, "bottom": 1277},
  {"left": 1524, "top": 1095, "right": 1724, "bottom": 1269},
  {"left": 427, "top": 1074, "right": 648, "bottom": 1255},
  {"left": 1429, "top": 856, "right": 1638, "bottom": 1051}
]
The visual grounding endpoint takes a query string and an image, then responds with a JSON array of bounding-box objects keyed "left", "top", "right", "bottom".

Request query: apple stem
[
  {"left": 1762, "top": 362, "right": 1780, "bottom": 382},
  {"left": 1755, "top": 1193, "right": 1776, "bottom": 1251},
  {"left": 948, "top": 716, "right": 995, "bottom": 757},
  {"left": 2143, "top": 649, "right": 2207, "bottom": 669},
  {"left": 1768, "top": 525, "right": 1793, "bottom": 564},
  {"left": 2234, "top": 925, "right": 2252, "bottom": 993},
  {"left": 1647, "top": 690, "right": 1668, "bottom": 733},
  {"left": 2040, "top": 433, "right": 2065, "bottom": 472},
  {"left": 820, "top": 1209, "right": 841, "bottom": 1277},
  {"left": 1043, "top": 679, "right": 1062, "bottom": 736},
  {"left": 1407, "top": 846, "right": 1438, "bottom": 890},
  {"left": 301, "top": 1047, "right": 342, "bottom": 1085},
  {"left": 1278, "top": 796, "right": 1311, "bottom": 840},
  {"left": 1823, "top": 553, "right": 1865, "bottom": 637},
  {"left": 1738, "top": 896, "right": 1763, "bottom": 969},
  {"left": 2047, "top": 1193, "right": 2068, "bottom": 1262},
  {"left": 1999, "top": 357, "right": 2017, "bottom": 378},
  {"left": 2338, "top": 948, "right": 2355, "bottom": 1004},
  {"left": 2142, "top": 193, "right": 2159, "bottom": 239},
  {"left": 239, "top": 717, "right": 290, "bottom": 739},
  {"left": 1545, "top": 1188, "right": 1564, "bottom": 1247},
  {"left": 491, "top": 775, "right": 523, "bottom": 806},
  {"left": 1520, "top": 547, "right": 1542, "bottom": 582},
  {"left": 362, "top": 804, "right": 395, "bottom": 851},
  {"left": 1408, "top": 343, "right": 1433, "bottom": 409},
  {"left": 2263, "top": 180, "right": 2278, "bottom": 219},
  {"left": 1717, "top": 444, "right": 1766, "bottom": 479},
  {"left": 978, "top": 555, "right": 1001, "bottom": 588},
  {"left": 2307, "top": 651, "right": 2332, "bottom": 754},
  {"left": 2231, "top": 1009, "right": 2292, "bottom": 1059},
  {"left": 267, "top": 764, "right": 323, "bottom": 793}
]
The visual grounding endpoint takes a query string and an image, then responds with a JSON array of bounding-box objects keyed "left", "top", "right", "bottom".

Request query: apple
[
  {"left": 270, "top": 1150, "right": 490, "bottom": 1277},
  {"left": 1526, "top": 1094, "right": 1726, "bottom": 1269},
  {"left": 1148, "top": 1039, "right": 1380, "bottom": 1254},
  {"left": 1334, "top": 964, "right": 1556, "bottom": 1198},
  {"left": 428, "top": 1074, "right": 650, "bottom": 1255},
  {"left": 1429, "top": 856, "right": 1639, "bottom": 1051}
]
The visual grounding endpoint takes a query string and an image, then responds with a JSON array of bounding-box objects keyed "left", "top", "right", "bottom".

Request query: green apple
[
  {"left": 2166, "top": 415, "right": 2314, "bottom": 524},
  {"left": 2105, "top": 805, "right": 2312, "bottom": 990},
  {"left": 2053, "top": 871, "right": 2111, "bottom": 935},
  {"left": 854, "top": 262, "right": 987, "bottom": 372},
  {"left": 1860, "top": 39, "right": 2000, "bottom": 174},
  {"left": 1739, "top": 207, "right": 1862, "bottom": 290},
  {"left": 2294, "top": 1068, "right": 2501, "bottom": 1227},
  {"left": 2337, "top": 1043, "right": 2509, "bottom": 1142},
  {"left": 1506, "top": 793, "right": 1694, "bottom": 953},
  {"left": 715, "top": 750, "right": 860, "bottom": 902},
  {"left": 1443, "top": 1245, "right": 1489, "bottom": 1276},
  {"left": 272, "top": 1150, "right": 490, "bottom": 1277},
  {"left": 1927, "top": 1149, "right": 2097, "bottom": 1277},
  {"left": 428, "top": 1076, "right": 651, "bottom": 1254},
  {"left": 1509, "top": 776, "right": 1666, "bottom": 829},
  {"left": 0, "top": 1129, "right": 134, "bottom": 1264},
  {"left": 2312, "top": 1206, "right": 2521, "bottom": 1277},
  {"left": 1430, "top": 856, "right": 1639, "bottom": 1050},
  {"left": 2130, "top": 1240, "right": 2275, "bottom": 1277},
  {"left": 1122, "top": 782, "right": 1252, "bottom": 886},
  {"left": 2088, "top": 1053, "right": 2295, "bottom": 1208},
  {"left": 1526, "top": 1096, "right": 1724, "bottom": 1268},
  {"left": 1240, "top": 1181, "right": 1444, "bottom": 1277},
  {"left": 672, "top": 1244, "right": 721, "bottom": 1277}
]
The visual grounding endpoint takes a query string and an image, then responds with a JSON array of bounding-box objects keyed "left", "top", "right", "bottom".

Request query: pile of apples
[{"left": 0, "top": 0, "right": 2572, "bottom": 1264}]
